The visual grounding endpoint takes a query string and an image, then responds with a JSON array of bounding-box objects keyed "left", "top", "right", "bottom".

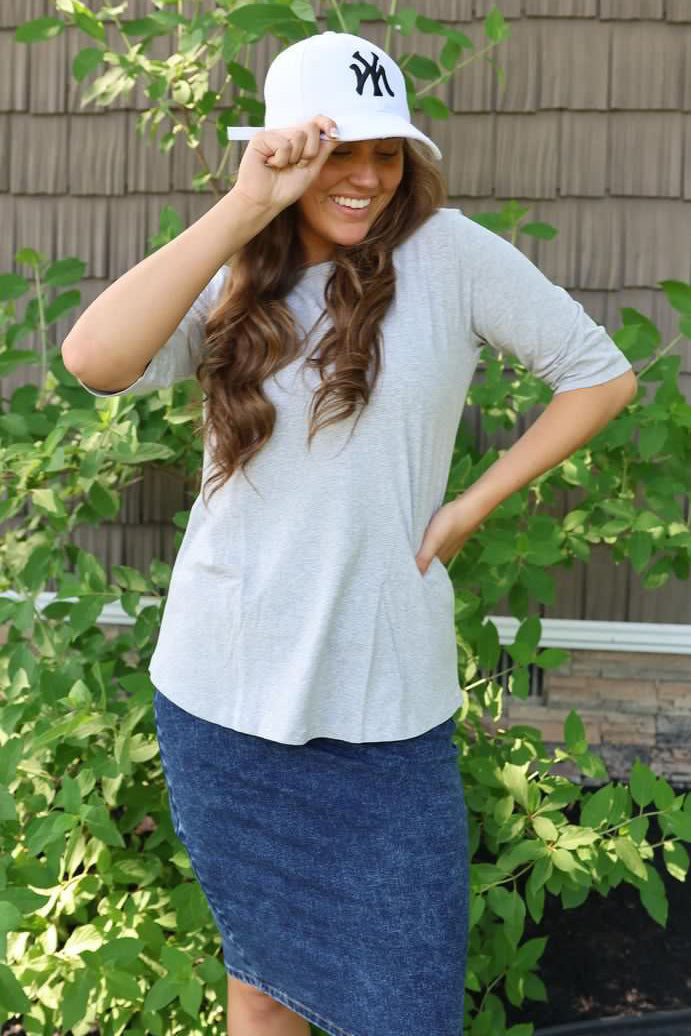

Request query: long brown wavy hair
[{"left": 191, "top": 137, "right": 447, "bottom": 507}]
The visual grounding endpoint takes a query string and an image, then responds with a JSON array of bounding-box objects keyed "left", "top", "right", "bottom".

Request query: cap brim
[{"left": 226, "top": 115, "right": 442, "bottom": 161}]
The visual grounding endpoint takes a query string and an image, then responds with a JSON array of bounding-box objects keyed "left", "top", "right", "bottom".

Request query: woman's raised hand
[{"left": 231, "top": 115, "right": 342, "bottom": 214}]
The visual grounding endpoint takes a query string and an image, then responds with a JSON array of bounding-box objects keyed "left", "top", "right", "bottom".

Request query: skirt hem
[{"left": 224, "top": 963, "right": 358, "bottom": 1036}]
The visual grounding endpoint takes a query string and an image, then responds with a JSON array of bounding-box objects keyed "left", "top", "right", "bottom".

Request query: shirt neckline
[{"left": 301, "top": 260, "right": 334, "bottom": 274}]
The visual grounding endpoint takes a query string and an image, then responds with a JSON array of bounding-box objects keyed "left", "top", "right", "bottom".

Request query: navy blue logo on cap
[{"left": 349, "top": 51, "right": 395, "bottom": 98}]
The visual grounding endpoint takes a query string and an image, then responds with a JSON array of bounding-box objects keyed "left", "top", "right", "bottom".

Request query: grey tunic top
[{"left": 78, "top": 206, "right": 632, "bottom": 744}]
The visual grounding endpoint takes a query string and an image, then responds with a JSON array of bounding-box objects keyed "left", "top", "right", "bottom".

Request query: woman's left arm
[{"left": 416, "top": 369, "right": 638, "bottom": 573}]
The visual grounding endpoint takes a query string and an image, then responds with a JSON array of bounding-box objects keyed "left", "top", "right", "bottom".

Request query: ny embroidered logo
[{"left": 349, "top": 50, "right": 395, "bottom": 98}]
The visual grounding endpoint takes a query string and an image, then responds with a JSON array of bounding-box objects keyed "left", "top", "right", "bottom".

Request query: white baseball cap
[{"left": 226, "top": 30, "right": 443, "bottom": 162}]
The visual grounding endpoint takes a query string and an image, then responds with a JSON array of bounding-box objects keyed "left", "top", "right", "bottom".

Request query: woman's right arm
[{"left": 60, "top": 188, "right": 279, "bottom": 393}]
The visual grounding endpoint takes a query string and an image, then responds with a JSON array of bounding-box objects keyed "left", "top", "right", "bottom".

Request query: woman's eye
[{"left": 333, "top": 152, "right": 399, "bottom": 159}]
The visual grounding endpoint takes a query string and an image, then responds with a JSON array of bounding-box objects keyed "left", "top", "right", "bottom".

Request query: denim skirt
[{"left": 153, "top": 687, "right": 469, "bottom": 1036}]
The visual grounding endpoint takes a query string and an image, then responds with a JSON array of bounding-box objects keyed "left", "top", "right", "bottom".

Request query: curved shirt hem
[{"left": 149, "top": 675, "right": 464, "bottom": 746}]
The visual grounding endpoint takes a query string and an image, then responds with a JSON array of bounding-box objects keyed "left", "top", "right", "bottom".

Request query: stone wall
[{"left": 504, "top": 650, "right": 691, "bottom": 786}]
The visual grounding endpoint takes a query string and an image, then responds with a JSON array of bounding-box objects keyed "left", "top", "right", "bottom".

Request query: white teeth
[{"left": 332, "top": 196, "right": 371, "bottom": 209}]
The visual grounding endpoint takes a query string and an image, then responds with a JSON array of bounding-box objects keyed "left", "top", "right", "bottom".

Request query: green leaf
[
  {"left": 404, "top": 54, "right": 440, "bottom": 80},
  {"left": 505, "top": 966, "right": 525, "bottom": 1007},
  {"left": 0, "top": 786, "right": 16, "bottom": 823},
  {"left": 15, "top": 17, "right": 64, "bottom": 42},
  {"left": 83, "top": 804, "right": 125, "bottom": 848},
  {"left": 19, "top": 545, "right": 55, "bottom": 592},
  {"left": 629, "top": 758, "right": 657, "bottom": 807},
  {"left": 112, "top": 854, "right": 162, "bottom": 888},
  {"left": 485, "top": 6, "right": 510, "bottom": 42},
  {"left": 31, "top": 487, "right": 66, "bottom": 516},
  {"left": 494, "top": 795, "right": 514, "bottom": 824},
  {"left": 105, "top": 968, "right": 141, "bottom": 1002},
  {"left": 509, "top": 666, "right": 531, "bottom": 699},
  {"left": 515, "top": 615, "right": 541, "bottom": 652},
  {"left": 439, "top": 37, "right": 463, "bottom": 72},
  {"left": 524, "top": 972, "right": 548, "bottom": 1002},
  {"left": 487, "top": 887, "right": 525, "bottom": 939},
  {"left": 574, "top": 751, "right": 609, "bottom": 781},
  {"left": 144, "top": 974, "right": 181, "bottom": 1013},
  {"left": 561, "top": 884, "right": 589, "bottom": 909},
  {"left": 514, "top": 935, "right": 548, "bottom": 971},
  {"left": 639, "top": 423, "right": 668, "bottom": 460},
  {"left": 45, "top": 289, "right": 81, "bottom": 323},
  {"left": 519, "top": 564, "right": 555, "bottom": 604},
  {"left": 527, "top": 855, "right": 552, "bottom": 892},
  {"left": 121, "top": 15, "right": 172, "bottom": 39},
  {"left": 628, "top": 531, "right": 653, "bottom": 572},
  {"left": 418, "top": 96, "right": 449, "bottom": 119},
  {"left": 1, "top": 887, "right": 50, "bottom": 914},
  {"left": 660, "top": 278, "right": 691, "bottom": 316},
  {"left": 551, "top": 848, "right": 578, "bottom": 872},
  {"left": 471, "top": 862, "right": 509, "bottom": 889},
  {"left": 525, "top": 875, "right": 545, "bottom": 924},
  {"left": 638, "top": 863, "right": 668, "bottom": 927},
  {"left": 87, "top": 481, "right": 121, "bottom": 518},
  {"left": 469, "top": 893, "right": 485, "bottom": 930},
  {"left": 533, "top": 816, "right": 558, "bottom": 842},
  {"left": 477, "top": 619, "right": 501, "bottom": 670},
  {"left": 654, "top": 777, "right": 676, "bottom": 810},
  {"left": 95, "top": 937, "right": 145, "bottom": 968},
  {"left": 564, "top": 710, "right": 587, "bottom": 754},
  {"left": 535, "top": 648, "right": 570, "bottom": 669},
  {"left": 72, "top": 2, "right": 107, "bottom": 43},
  {"left": 68, "top": 595, "right": 111, "bottom": 635},
  {"left": 179, "top": 976, "right": 204, "bottom": 1019},
  {"left": 63, "top": 923, "right": 105, "bottom": 957},
  {"left": 613, "top": 836, "right": 647, "bottom": 881},
  {"left": 581, "top": 785, "right": 615, "bottom": 828},
  {"left": 73, "top": 46, "right": 103, "bottom": 82},
  {"left": 557, "top": 826, "right": 599, "bottom": 850},
  {"left": 61, "top": 968, "right": 96, "bottom": 1033},
  {"left": 501, "top": 763, "right": 531, "bottom": 811},
  {"left": 519, "top": 222, "right": 558, "bottom": 241},
  {"left": 0, "top": 903, "right": 22, "bottom": 933},
  {"left": 0, "top": 274, "right": 29, "bottom": 302},
  {"left": 226, "top": 3, "right": 302, "bottom": 34},
  {"left": 226, "top": 61, "right": 257, "bottom": 91},
  {"left": 0, "top": 962, "right": 31, "bottom": 1013},
  {"left": 667, "top": 810, "right": 691, "bottom": 841},
  {"left": 627, "top": 814, "right": 650, "bottom": 844},
  {"left": 496, "top": 840, "right": 547, "bottom": 873},
  {"left": 506, "top": 641, "right": 534, "bottom": 665},
  {"left": 663, "top": 841, "right": 689, "bottom": 881},
  {"left": 25, "top": 812, "right": 77, "bottom": 855}
]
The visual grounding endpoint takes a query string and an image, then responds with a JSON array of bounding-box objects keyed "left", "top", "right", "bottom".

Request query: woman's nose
[{"left": 348, "top": 163, "right": 380, "bottom": 184}]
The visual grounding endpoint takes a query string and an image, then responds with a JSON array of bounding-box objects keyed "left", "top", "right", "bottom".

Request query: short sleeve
[
  {"left": 76, "top": 264, "right": 230, "bottom": 397},
  {"left": 451, "top": 209, "right": 633, "bottom": 395}
]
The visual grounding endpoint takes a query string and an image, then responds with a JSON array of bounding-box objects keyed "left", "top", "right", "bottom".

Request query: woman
[{"left": 61, "top": 29, "right": 636, "bottom": 1036}]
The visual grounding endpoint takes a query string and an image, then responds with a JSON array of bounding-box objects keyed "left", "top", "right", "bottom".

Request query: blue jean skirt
[{"left": 153, "top": 688, "right": 469, "bottom": 1036}]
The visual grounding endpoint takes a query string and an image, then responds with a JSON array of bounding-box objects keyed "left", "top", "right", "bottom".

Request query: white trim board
[
  {"left": 489, "top": 616, "right": 691, "bottom": 655},
  {"left": 4, "top": 592, "right": 691, "bottom": 656}
]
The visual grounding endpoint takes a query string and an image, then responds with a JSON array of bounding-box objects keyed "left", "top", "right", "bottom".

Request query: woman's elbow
[
  {"left": 608, "top": 368, "right": 638, "bottom": 407},
  {"left": 621, "top": 368, "right": 638, "bottom": 404}
]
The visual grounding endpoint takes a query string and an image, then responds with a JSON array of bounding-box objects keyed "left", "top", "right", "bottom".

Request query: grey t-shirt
[{"left": 78, "top": 207, "right": 632, "bottom": 744}]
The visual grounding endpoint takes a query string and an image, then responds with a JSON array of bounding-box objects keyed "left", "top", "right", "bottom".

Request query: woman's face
[{"left": 295, "top": 137, "right": 405, "bottom": 266}]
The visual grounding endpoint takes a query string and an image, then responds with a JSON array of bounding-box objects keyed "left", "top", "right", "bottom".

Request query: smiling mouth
[{"left": 329, "top": 197, "right": 373, "bottom": 216}]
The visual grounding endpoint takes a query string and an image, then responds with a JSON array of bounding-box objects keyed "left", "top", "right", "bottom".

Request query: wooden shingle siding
[{"left": 1, "top": 1, "right": 689, "bottom": 624}]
